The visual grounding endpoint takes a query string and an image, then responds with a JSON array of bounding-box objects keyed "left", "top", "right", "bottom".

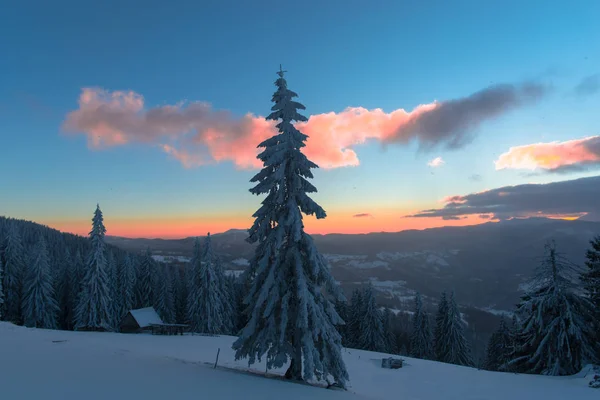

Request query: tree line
[
  {"left": 483, "top": 239, "right": 600, "bottom": 375},
  {"left": 0, "top": 210, "right": 239, "bottom": 335}
]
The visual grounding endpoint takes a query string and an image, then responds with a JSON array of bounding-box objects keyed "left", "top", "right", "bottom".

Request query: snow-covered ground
[{"left": 1, "top": 322, "right": 596, "bottom": 400}]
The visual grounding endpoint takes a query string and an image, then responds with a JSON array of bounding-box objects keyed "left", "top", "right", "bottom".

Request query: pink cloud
[
  {"left": 63, "top": 82, "right": 546, "bottom": 169},
  {"left": 427, "top": 156, "right": 445, "bottom": 167},
  {"left": 495, "top": 136, "right": 600, "bottom": 172}
]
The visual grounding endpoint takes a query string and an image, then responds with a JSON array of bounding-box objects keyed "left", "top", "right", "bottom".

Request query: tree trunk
[{"left": 285, "top": 334, "right": 303, "bottom": 381}]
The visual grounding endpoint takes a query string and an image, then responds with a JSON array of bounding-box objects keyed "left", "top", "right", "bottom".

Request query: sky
[{"left": 2, "top": 0, "right": 600, "bottom": 238}]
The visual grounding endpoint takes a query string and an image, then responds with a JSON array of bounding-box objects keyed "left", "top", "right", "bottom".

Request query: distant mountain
[{"left": 106, "top": 218, "right": 600, "bottom": 314}]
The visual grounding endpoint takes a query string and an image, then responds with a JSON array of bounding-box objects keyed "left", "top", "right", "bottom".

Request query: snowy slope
[{"left": 1, "top": 322, "right": 595, "bottom": 400}]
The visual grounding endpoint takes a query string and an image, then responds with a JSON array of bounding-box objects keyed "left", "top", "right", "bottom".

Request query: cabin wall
[{"left": 119, "top": 313, "right": 141, "bottom": 333}]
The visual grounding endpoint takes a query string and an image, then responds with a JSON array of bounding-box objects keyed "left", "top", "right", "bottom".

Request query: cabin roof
[{"left": 128, "top": 307, "right": 163, "bottom": 328}]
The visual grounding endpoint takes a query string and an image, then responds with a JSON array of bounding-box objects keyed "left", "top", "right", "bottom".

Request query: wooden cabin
[{"left": 120, "top": 307, "right": 164, "bottom": 333}]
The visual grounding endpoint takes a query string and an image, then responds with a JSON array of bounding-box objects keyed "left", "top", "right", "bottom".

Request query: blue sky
[{"left": 1, "top": 0, "right": 600, "bottom": 237}]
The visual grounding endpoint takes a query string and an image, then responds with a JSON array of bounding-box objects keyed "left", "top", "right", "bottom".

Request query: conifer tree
[
  {"left": 2, "top": 225, "right": 25, "bottom": 323},
  {"left": 74, "top": 205, "right": 113, "bottom": 331},
  {"left": 107, "top": 251, "right": 120, "bottom": 329},
  {"left": 359, "top": 285, "right": 387, "bottom": 353},
  {"left": 187, "top": 234, "right": 229, "bottom": 334},
  {"left": 511, "top": 241, "right": 597, "bottom": 375},
  {"left": 484, "top": 317, "right": 512, "bottom": 371},
  {"left": 186, "top": 237, "right": 202, "bottom": 326},
  {"left": 434, "top": 291, "right": 449, "bottom": 361},
  {"left": 154, "top": 265, "right": 175, "bottom": 323},
  {"left": 174, "top": 267, "right": 188, "bottom": 324},
  {"left": 0, "top": 257, "right": 4, "bottom": 319},
  {"left": 411, "top": 292, "right": 433, "bottom": 359},
  {"left": 435, "top": 291, "right": 473, "bottom": 366},
  {"left": 382, "top": 308, "right": 398, "bottom": 354},
  {"left": 118, "top": 254, "right": 136, "bottom": 319},
  {"left": 582, "top": 236, "right": 600, "bottom": 354},
  {"left": 69, "top": 249, "right": 84, "bottom": 326},
  {"left": 21, "top": 235, "right": 59, "bottom": 329},
  {"left": 233, "top": 67, "right": 348, "bottom": 387},
  {"left": 57, "top": 248, "right": 73, "bottom": 329},
  {"left": 215, "top": 257, "right": 235, "bottom": 334},
  {"left": 346, "top": 289, "right": 364, "bottom": 349},
  {"left": 136, "top": 248, "right": 154, "bottom": 308},
  {"left": 334, "top": 299, "right": 350, "bottom": 347}
]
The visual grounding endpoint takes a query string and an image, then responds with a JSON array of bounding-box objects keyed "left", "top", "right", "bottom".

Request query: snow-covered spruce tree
[
  {"left": 118, "top": 254, "right": 136, "bottom": 320},
  {"left": 2, "top": 225, "right": 25, "bottom": 323},
  {"left": 106, "top": 251, "right": 120, "bottom": 329},
  {"left": 21, "top": 234, "right": 59, "bottom": 329},
  {"left": 434, "top": 291, "right": 449, "bottom": 361},
  {"left": 410, "top": 292, "right": 433, "bottom": 359},
  {"left": 57, "top": 247, "right": 73, "bottom": 329},
  {"left": 74, "top": 205, "right": 113, "bottom": 331},
  {"left": 232, "top": 68, "right": 349, "bottom": 387},
  {"left": 582, "top": 236, "right": 600, "bottom": 354},
  {"left": 68, "top": 249, "right": 84, "bottom": 326},
  {"left": 0, "top": 257, "right": 4, "bottom": 319},
  {"left": 359, "top": 285, "right": 387, "bottom": 353},
  {"left": 484, "top": 317, "right": 512, "bottom": 371},
  {"left": 186, "top": 237, "right": 202, "bottom": 326},
  {"left": 511, "top": 241, "right": 597, "bottom": 375},
  {"left": 215, "top": 256, "right": 235, "bottom": 334},
  {"left": 154, "top": 265, "right": 175, "bottom": 323},
  {"left": 435, "top": 291, "right": 473, "bottom": 366},
  {"left": 136, "top": 248, "right": 154, "bottom": 308},
  {"left": 187, "top": 233, "right": 229, "bottom": 334},
  {"left": 174, "top": 266, "right": 188, "bottom": 324},
  {"left": 334, "top": 298, "right": 350, "bottom": 347},
  {"left": 382, "top": 308, "right": 399, "bottom": 354},
  {"left": 346, "top": 288, "right": 364, "bottom": 349}
]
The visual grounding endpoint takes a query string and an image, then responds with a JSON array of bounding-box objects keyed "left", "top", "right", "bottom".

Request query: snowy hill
[{"left": 2, "top": 322, "right": 595, "bottom": 400}]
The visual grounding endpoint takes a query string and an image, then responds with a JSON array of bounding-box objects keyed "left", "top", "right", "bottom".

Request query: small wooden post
[{"left": 214, "top": 348, "right": 221, "bottom": 369}]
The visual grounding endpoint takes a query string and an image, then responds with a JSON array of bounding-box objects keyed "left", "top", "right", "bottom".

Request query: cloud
[
  {"left": 63, "top": 82, "right": 548, "bottom": 169},
  {"left": 427, "top": 157, "right": 445, "bottom": 168},
  {"left": 573, "top": 74, "right": 600, "bottom": 97},
  {"left": 469, "top": 174, "right": 483, "bottom": 182},
  {"left": 494, "top": 136, "right": 600, "bottom": 173},
  {"left": 353, "top": 213, "right": 374, "bottom": 218},
  {"left": 406, "top": 175, "right": 600, "bottom": 221}
]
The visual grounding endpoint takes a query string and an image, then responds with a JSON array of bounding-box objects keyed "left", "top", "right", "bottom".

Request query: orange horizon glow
[{"left": 40, "top": 212, "right": 496, "bottom": 240}]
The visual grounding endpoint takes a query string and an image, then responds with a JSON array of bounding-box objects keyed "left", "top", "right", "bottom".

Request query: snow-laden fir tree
[
  {"left": 346, "top": 289, "right": 364, "bottom": 349},
  {"left": 74, "top": 205, "right": 113, "bottom": 331},
  {"left": 435, "top": 291, "right": 473, "bottom": 366},
  {"left": 21, "top": 234, "right": 59, "bottom": 329},
  {"left": 382, "top": 308, "right": 398, "bottom": 354},
  {"left": 2, "top": 225, "right": 25, "bottom": 323},
  {"left": 0, "top": 257, "right": 4, "bottom": 319},
  {"left": 57, "top": 247, "right": 73, "bottom": 329},
  {"left": 118, "top": 254, "right": 136, "bottom": 318},
  {"left": 154, "top": 265, "right": 175, "bottom": 323},
  {"left": 410, "top": 292, "right": 433, "bottom": 359},
  {"left": 136, "top": 248, "right": 154, "bottom": 308},
  {"left": 232, "top": 67, "right": 349, "bottom": 387},
  {"left": 174, "top": 266, "right": 188, "bottom": 324},
  {"left": 215, "top": 256, "right": 235, "bottom": 334},
  {"left": 582, "top": 236, "right": 600, "bottom": 354},
  {"left": 334, "top": 299, "right": 350, "bottom": 347},
  {"left": 358, "top": 285, "right": 387, "bottom": 353},
  {"left": 186, "top": 237, "right": 202, "bottom": 326},
  {"left": 510, "top": 241, "right": 597, "bottom": 375},
  {"left": 107, "top": 251, "right": 120, "bottom": 329},
  {"left": 187, "top": 234, "right": 230, "bottom": 334},
  {"left": 68, "top": 249, "right": 84, "bottom": 326},
  {"left": 434, "top": 291, "right": 449, "bottom": 361},
  {"left": 484, "top": 317, "right": 512, "bottom": 371}
]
